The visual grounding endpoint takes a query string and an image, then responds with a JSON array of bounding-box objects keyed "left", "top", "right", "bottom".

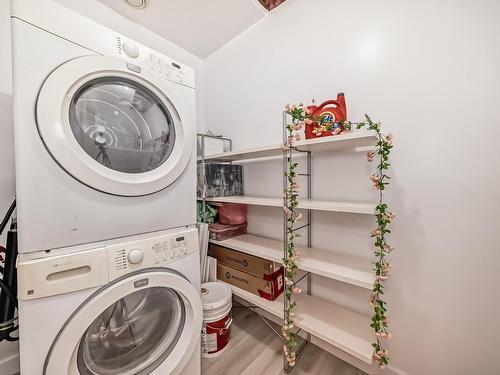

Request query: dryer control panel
[
  {"left": 113, "top": 35, "right": 195, "bottom": 88},
  {"left": 106, "top": 227, "right": 199, "bottom": 281}
]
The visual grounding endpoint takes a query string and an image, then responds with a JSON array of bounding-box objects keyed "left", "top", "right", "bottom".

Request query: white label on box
[{"left": 277, "top": 274, "right": 283, "bottom": 290}]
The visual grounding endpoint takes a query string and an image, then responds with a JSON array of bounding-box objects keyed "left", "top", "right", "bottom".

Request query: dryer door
[
  {"left": 44, "top": 269, "right": 202, "bottom": 375},
  {"left": 36, "top": 55, "right": 194, "bottom": 196}
]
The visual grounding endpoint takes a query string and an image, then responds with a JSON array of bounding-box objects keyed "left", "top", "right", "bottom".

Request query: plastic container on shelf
[
  {"left": 208, "top": 222, "right": 247, "bottom": 241},
  {"left": 218, "top": 203, "right": 247, "bottom": 225},
  {"left": 200, "top": 282, "right": 233, "bottom": 358}
]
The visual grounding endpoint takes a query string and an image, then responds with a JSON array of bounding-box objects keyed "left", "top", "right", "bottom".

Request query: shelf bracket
[
  {"left": 233, "top": 302, "right": 286, "bottom": 343},
  {"left": 290, "top": 223, "right": 311, "bottom": 232}
]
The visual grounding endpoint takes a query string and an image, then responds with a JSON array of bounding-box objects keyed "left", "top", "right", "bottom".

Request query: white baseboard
[{"left": 0, "top": 353, "right": 20, "bottom": 375}]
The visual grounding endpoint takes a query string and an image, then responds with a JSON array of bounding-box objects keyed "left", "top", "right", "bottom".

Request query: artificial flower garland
[
  {"left": 281, "top": 104, "right": 307, "bottom": 367},
  {"left": 282, "top": 105, "right": 394, "bottom": 369}
]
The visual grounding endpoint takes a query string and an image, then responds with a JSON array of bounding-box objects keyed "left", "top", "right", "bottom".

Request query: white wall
[
  {"left": 204, "top": 0, "right": 500, "bottom": 374},
  {"left": 0, "top": 0, "right": 205, "bottom": 373}
]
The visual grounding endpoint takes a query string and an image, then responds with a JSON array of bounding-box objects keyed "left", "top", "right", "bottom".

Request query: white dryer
[
  {"left": 17, "top": 226, "right": 202, "bottom": 375},
  {"left": 11, "top": 0, "right": 197, "bottom": 253}
]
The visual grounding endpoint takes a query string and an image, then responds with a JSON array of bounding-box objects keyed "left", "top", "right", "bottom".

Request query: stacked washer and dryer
[{"left": 10, "top": 0, "right": 202, "bottom": 374}]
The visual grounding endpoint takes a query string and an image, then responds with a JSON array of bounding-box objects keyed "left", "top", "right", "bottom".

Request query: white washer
[
  {"left": 11, "top": 0, "right": 197, "bottom": 254},
  {"left": 17, "top": 226, "right": 202, "bottom": 375}
]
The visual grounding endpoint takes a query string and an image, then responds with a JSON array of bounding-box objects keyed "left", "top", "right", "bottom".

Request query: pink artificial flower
[
  {"left": 367, "top": 150, "right": 374, "bottom": 162},
  {"left": 294, "top": 133, "right": 301, "bottom": 141},
  {"left": 293, "top": 122, "right": 304, "bottom": 131},
  {"left": 371, "top": 228, "right": 382, "bottom": 236},
  {"left": 369, "top": 174, "right": 380, "bottom": 183},
  {"left": 305, "top": 117, "right": 314, "bottom": 125},
  {"left": 332, "top": 127, "right": 341, "bottom": 135},
  {"left": 383, "top": 244, "right": 394, "bottom": 252},
  {"left": 292, "top": 287, "right": 302, "bottom": 294},
  {"left": 284, "top": 207, "right": 292, "bottom": 215}
]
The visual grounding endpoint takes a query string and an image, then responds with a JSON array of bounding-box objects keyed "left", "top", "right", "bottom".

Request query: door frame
[
  {"left": 43, "top": 268, "right": 202, "bottom": 375},
  {"left": 36, "top": 55, "right": 194, "bottom": 196}
]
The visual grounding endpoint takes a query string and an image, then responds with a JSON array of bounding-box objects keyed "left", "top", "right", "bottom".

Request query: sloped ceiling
[{"left": 97, "top": 0, "right": 267, "bottom": 58}]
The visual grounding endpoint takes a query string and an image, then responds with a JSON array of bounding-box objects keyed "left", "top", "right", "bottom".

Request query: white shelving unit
[
  {"left": 203, "top": 130, "right": 377, "bottom": 162},
  {"left": 202, "top": 196, "right": 375, "bottom": 215},
  {"left": 198, "top": 129, "right": 378, "bottom": 371},
  {"left": 222, "top": 282, "right": 374, "bottom": 364},
  {"left": 211, "top": 234, "right": 374, "bottom": 289}
]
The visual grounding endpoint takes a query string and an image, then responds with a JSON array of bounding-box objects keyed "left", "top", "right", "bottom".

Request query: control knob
[
  {"left": 123, "top": 42, "right": 139, "bottom": 58},
  {"left": 127, "top": 248, "right": 144, "bottom": 264}
]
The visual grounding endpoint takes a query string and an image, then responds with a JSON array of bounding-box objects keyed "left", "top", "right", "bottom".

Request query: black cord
[
  {"left": 0, "top": 324, "right": 18, "bottom": 342},
  {"left": 0, "top": 200, "right": 15, "bottom": 237},
  {"left": 0, "top": 200, "right": 18, "bottom": 343},
  {"left": 0, "top": 279, "right": 17, "bottom": 308}
]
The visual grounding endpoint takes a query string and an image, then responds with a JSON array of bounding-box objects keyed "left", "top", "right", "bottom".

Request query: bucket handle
[{"left": 206, "top": 317, "right": 233, "bottom": 332}]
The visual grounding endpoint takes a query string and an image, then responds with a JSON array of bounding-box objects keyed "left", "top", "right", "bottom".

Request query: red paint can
[{"left": 201, "top": 282, "right": 233, "bottom": 358}]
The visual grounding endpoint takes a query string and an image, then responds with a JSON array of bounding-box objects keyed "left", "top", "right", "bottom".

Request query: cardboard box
[
  {"left": 217, "top": 262, "right": 283, "bottom": 301},
  {"left": 209, "top": 244, "right": 281, "bottom": 279}
]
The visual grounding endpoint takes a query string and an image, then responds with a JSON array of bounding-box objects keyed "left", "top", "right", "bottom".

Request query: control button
[
  {"left": 127, "top": 248, "right": 144, "bottom": 264},
  {"left": 123, "top": 42, "right": 139, "bottom": 58}
]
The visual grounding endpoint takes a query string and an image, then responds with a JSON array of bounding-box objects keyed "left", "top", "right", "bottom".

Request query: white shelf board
[
  {"left": 201, "top": 196, "right": 375, "bottom": 214},
  {"left": 211, "top": 234, "right": 374, "bottom": 289},
  {"left": 202, "top": 130, "right": 377, "bottom": 162},
  {"left": 224, "top": 282, "right": 374, "bottom": 364}
]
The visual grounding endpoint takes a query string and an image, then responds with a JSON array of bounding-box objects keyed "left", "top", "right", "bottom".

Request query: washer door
[
  {"left": 44, "top": 269, "right": 202, "bottom": 375},
  {"left": 37, "top": 55, "right": 194, "bottom": 196}
]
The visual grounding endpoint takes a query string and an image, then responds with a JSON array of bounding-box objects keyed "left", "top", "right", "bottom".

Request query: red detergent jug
[{"left": 304, "top": 93, "right": 348, "bottom": 139}]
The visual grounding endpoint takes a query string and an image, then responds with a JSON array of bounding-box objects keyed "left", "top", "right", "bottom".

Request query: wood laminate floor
[{"left": 202, "top": 305, "right": 367, "bottom": 375}]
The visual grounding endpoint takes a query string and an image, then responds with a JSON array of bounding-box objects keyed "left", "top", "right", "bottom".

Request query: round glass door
[
  {"left": 77, "top": 287, "right": 185, "bottom": 375},
  {"left": 69, "top": 78, "right": 175, "bottom": 174}
]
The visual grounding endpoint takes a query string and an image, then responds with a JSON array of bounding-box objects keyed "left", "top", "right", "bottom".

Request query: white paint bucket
[{"left": 201, "top": 282, "right": 232, "bottom": 358}]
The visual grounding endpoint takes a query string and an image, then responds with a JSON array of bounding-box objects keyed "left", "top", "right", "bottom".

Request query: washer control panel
[{"left": 107, "top": 227, "right": 198, "bottom": 280}]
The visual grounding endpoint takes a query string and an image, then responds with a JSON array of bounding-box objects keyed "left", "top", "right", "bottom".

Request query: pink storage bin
[{"left": 218, "top": 203, "right": 247, "bottom": 225}]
